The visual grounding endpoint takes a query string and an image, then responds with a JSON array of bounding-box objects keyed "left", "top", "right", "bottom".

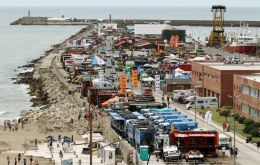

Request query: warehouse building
[
  {"left": 233, "top": 74, "right": 260, "bottom": 121},
  {"left": 192, "top": 62, "right": 260, "bottom": 107}
]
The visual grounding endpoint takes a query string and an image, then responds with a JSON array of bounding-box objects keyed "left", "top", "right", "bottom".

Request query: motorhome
[
  {"left": 186, "top": 97, "right": 218, "bottom": 110},
  {"left": 173, "top": 89, "right": 195, "bottom": 100}
]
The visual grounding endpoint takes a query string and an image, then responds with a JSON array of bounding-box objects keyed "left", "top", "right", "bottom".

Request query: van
[
  {"left": 173, "top": 89, "right": 195, "bottom": 101},
  {"left": 186, "top": 97, "right": 218, "bottom": 110}
]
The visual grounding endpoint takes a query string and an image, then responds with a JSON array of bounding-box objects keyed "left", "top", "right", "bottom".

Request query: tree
[{"left": 219, "top": 109, "right": 230, "bottom": 122}]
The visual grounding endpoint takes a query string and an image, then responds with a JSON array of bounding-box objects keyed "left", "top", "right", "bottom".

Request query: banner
[
  {"left": 155, "top": 75, "right": 160, "bottom": 91},
  {"left": 132, "top": 70, "right": 138, "bottom": 88},
  {"left": 120, "top": 74, "right": 127, "bottom": 93}
]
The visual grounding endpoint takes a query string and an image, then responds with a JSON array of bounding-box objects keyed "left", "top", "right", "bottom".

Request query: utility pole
[
  {"left": 228, "top": 95, "right": 240, "bottom": 165},
  {"left": 86, "top": 73, "right": 93, "bottom": 165}
]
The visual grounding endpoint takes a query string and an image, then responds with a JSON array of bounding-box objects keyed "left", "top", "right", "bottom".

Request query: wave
[
  {"left": 0, "top": 111, "right": 8, "bottom": 116},
  {"left": 15, "top": 67, "right": 34, "bottom": 74}
]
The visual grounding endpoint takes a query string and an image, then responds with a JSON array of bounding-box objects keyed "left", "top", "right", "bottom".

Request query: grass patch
[{"left": 193, "top": 108, "right": 260, "bottom": 143}]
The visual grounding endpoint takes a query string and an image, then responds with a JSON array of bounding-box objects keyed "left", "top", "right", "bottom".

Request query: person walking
[
  {"left": 18, "top": 153, "right": 21, "bottom": 162},
  {"left": 23, "top": 159, "right": 27, "bottom": 165},
  {"left": 14, "top": 158, "right": 17, "bottom": 165},
  {"left": 257, "top": 141, "right": 260, "bottom": 151},
  {"left": 7, "top": 156, "right": 10, "bottom": 165},
  {"left": 221, "top": 146, "right": 226, "bottom": 158},
  {"left": 29, "top": 156, "right": 33, "bottom": 165}
]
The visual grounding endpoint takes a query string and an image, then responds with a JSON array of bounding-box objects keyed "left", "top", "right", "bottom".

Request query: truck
[
  {"left": 163, "top": 146, "right": 182, "bottom": 162},
  {"left": 170, "top": 130, "right": 219, "bottom": 156},
  {"left": 135, "top": 126, "right": 155, "bottom": 150},
  {"left": 158, "top": 121, "right": 198, "bottom": 133},
  {"left": 173, "top": 89, "right": 195, "bottom": 101},
  {"left": 186, "top": 97, "right": 218, "bottom": 110},
  {"left": 218, "top": 134, "right": 231, "bottom": 150},
  {"left": 154, "top": 134, "right": 182, "bottom": 162}
]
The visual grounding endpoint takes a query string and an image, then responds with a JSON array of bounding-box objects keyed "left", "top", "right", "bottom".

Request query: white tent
[
  {"left": 142, "top": 77, "right": 155, "bottom": 82},
  {"left": 175, "top": 68, "right": 184, "bottom": 73},
  {"left": 191, "top": 57, "right": 206, "bottom": 61}
]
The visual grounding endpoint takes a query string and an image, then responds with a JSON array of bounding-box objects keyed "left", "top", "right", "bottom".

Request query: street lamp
[{"left": 227, "top": 95, "right": 240, "bottom": 165}]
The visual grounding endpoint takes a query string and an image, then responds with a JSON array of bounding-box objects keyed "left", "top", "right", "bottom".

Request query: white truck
[
  {"left": 219, "top": 134, "right": 231, "bottom": 150},
  {"left": 173, "top": 89, "right": 195, "bottom": 101},
  {"left": 154, "top": 134, "right": 182, "bottom": 162},
  {"left": 186, "top": 97, "right": 218, "bottom": 110}
]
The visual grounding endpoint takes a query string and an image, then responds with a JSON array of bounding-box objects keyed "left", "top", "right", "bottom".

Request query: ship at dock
[
  {"left": 221, "top": 23, "right": 256, "bottom": 55},
  {"left": 221, "top": 35, "right": 256, "bottom": 55}
]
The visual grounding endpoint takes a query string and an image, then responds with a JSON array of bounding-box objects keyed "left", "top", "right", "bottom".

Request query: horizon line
[{"left": 0, "top": 5, "right": 259, "bottom": 8}]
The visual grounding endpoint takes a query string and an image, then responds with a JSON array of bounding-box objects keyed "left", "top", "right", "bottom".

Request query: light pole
[{"left": 227, "top": 95, "right": 240, "bottom": 165}]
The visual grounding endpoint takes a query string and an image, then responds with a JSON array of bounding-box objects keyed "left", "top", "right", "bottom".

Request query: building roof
[
  {"left": 134, "top": 24, "right": 170, "bottom": 35},
  {"left": 198, "top": 62, "right": 260, "bottom": 71},
  {"left": 239, "top": 73, "right": 260, "bottom": 82}
]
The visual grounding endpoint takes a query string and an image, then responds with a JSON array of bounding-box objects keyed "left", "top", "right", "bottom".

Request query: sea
[{"left": 0, "top": 6, "right": 260, "bottom": 122}]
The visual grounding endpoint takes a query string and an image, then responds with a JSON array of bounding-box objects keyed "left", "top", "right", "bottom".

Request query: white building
[{"left": 134, "top": 24, "right": 171, "bottom": 35}]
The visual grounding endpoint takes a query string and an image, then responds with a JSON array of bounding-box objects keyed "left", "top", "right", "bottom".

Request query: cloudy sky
[{"left": 0, "top": 0, "right": 260, "bottom": 7}]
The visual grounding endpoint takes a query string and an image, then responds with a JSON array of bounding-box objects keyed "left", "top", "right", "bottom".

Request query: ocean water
[
  {"left": 0, "top": 6, "right": 260, "bottom": 122},
  {"left": 0, "top": 7, "right": 84, "bottom": 122}
]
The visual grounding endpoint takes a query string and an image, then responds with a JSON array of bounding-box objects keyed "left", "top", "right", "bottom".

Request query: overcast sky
[{"left": 0, "top": 0, "right": 260, "bottom": 7}]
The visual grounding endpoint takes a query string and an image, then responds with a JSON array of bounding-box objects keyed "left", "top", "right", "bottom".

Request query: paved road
[{"left": 154, "top": 92, "right": 260, "bottom": 165}]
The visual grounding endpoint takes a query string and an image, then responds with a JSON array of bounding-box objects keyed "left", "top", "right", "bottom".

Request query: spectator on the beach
[
  {"left": 14, "top": 158, "right": 17, "bottom": 165},
  {"left": 18, "top": 153, "right": 21, "bottom": 162},
  {"left": 15, "top": 123, "right": 18, "bottom": 132},
  {"left": 34, "top": 160, "right": 39, "bottom": 165},
  {"left": 23, "top": 158, "right": 27, "bottom": 165},
  {"left": 59, "top": 150, "right": 63, "bottom": 159},
  {"left": 71, "top": 135, "right": 74, "bottom": 142},
  {"left": 21, "top": 122, "right": 24, "bottom": 130},
  {"left": 7, "top": 156, "right": 10, "bottom": 165},
  {"left": 4, "top": 120, "right": 7, "bottom": 131},
  {"left": 34, "top": 139, "right": 37, "bottom": 146},
  {"left": 58, "top": 135, "right": 61, "bottom": 141},
  {"left": 29, "top": 156, "right": 33, "bottom": 165}
]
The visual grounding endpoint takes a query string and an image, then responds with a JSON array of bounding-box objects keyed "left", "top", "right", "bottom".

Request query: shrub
[
  {"left": 238, "top": 116, "right": 246, "bottom": 124},
  {"left": 249, "top": 129, "right": 260, "bottom": 137},
  {"left": 233, "top": 114, "right": 240, "bottom": 121},
  {"left": 219, "top": 110, "right": 230, "bottom": 122},
  {"left": 244, "top": 125, "right": 255, "bottom": 134},
  {"left": 243, "top": 118, "right": 255, "bottom": 126},
  {"left": 252, "top": 122, "right": 260, "bottom": 128}
]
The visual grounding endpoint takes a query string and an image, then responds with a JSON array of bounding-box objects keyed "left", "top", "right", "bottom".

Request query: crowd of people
[
  {"left": 3, "top": 119, "right": 24, "bottom": 132},
  {"left": 7, "top": 155, "right": 38, "bottom": 165}
]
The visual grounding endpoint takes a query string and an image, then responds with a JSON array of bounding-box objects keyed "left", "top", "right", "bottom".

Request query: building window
[
  {"left": 242, "top": 85, "right": 250, "bottom": 95},
  {"left": 250, "top": 88, "right": 258, "bottom": 98},
  {"left": 251, "top": 107, "right": 257, "bottom": 118},
  {"left": 242, "top": 104, "right": 249, "bottom": 114}
]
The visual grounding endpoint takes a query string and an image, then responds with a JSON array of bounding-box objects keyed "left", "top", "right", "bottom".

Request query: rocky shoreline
[{"left": 13, "top": 26, "right": 98, "bottom": 133}]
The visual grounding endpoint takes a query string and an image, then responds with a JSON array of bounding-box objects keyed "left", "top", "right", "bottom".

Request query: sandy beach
[{"left": 0, "top": 26, "right": 98, "bottom": 164}]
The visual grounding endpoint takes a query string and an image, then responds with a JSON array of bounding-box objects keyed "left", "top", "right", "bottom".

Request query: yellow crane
[{"left": 207, "top": 5, "right": 226, "bottom": 47}]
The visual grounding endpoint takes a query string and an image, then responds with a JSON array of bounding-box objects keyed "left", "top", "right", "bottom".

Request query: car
[
  {"left": 185, "top": 150, "right": 204, "bottom": 162},
  {"left": 143, "top": 89, "right": 153, "bottom": 95},
  {"left": 110, "top": 69, "right": 116, "bottom": 74},
  {"left": 106, "top": 64, "right": 112, "bottom": 68}
]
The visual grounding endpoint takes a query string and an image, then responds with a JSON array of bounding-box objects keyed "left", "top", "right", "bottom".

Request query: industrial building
[
  {"left": 192, "top": 62, "right": 260, "bottom": 107},
  {"left": 233, "top": 73, "right": 260, "bottom": 121}
]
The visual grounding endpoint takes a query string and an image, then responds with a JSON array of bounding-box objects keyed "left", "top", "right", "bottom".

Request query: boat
[{"left": 221, "top": 23, "right": 256, "bottom": 55}]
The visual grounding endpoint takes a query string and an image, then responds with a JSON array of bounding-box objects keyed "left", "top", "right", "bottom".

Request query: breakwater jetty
[{"left": 11, "top": 16, "right": 260, "bottom": 27}]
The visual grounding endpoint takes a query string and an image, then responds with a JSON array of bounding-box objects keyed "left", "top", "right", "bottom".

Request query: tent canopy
[{"left": 142, "top": 77, "right": 155, "bottom": 82}]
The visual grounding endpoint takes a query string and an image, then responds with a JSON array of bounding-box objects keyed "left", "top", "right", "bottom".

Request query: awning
[
  {"left": 174, "top": 133, "right": 216, "bottom": 137},
  {"left": 115, "top": 40, "right": 127, "bottom": 47}
]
